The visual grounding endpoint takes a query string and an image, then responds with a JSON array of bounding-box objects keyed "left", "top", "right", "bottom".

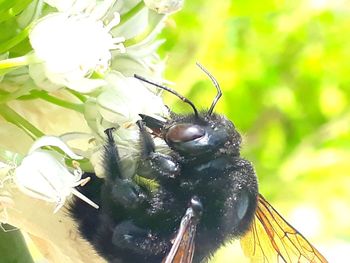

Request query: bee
[{"left": 70, "top": 63, "right": 327, "bottom": 263}]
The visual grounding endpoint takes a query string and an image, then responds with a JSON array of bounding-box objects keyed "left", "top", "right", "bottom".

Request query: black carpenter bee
[{"left": 70, "top": 63, "right": 327, "bottom": 263}]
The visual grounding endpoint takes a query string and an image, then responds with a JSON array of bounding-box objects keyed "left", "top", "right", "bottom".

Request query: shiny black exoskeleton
[{"left": 70, "top": 64, "right": 258, "bottom": 263}]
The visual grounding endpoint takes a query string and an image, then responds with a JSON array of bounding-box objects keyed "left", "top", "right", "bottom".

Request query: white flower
[
  {"left": 83, "top": 71, "right": 167, "bottom": 141},
  {"left": 110, "top": 6, "right": 166, "bottom": 76},
  {"left": 29, "top": 7, "right": 125, "bottom": 92},
  {"left": 98, "top": 71, "right": 168, "bottom": 124},
  {"left": 44, "top": 0, "right": 117, "bottom": 16},
  {"left": 84, "top": 71, "right": 168, "bottom": 133},
  {"left": 44, "top": 0, "right": 95, "bottom": 13},
  {"left": 83, "top": 71, "right": 168, "bottom": 178},
  {"left": 14, "top": 136, "right": 99, "bottom": 213}
]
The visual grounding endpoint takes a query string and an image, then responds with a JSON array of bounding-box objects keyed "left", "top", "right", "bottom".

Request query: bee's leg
[
  {"left": 110, "top": 220, "right": 169, "bottom": 261},
  {"left": 136, "top": 120, "right": 180, "bottom": 180},
  {"left": 112, "top": 197, "right": 202, "bottom": 262},
  {"left": 103, "top": 128, "right": 145, "bottom": 208},
  {"left": 139, "top": 114, "right": 166, "bottom": 130}
]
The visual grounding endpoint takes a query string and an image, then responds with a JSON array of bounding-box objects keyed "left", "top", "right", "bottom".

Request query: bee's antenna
[
  {"left": 196, "top": 62, "right": 222, "bottom": 116},
  {"left": 134, "top": 74, "right": 199, "bottom": 118}
]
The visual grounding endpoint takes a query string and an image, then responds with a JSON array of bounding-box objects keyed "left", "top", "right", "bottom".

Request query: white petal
[
  {"left": 89, "top": 0, "right": 116, "bottom": 20},
  {"left": 60, "top": 76, "right": 107, "bottom": 93},
  {"left": 110, "top": 55, "right": 148, "bottom": 76},
  {"left": 97, "top": 71, "right": 168, "bottom": 125},
  {"left": 14, "top": 151, "right": 73, "bottom": 202},
  {"left": 30, "top": 13, "right": 115, "bottom": 71},
  {"left": 126, "top": 39, "right": 165, "bottom": 58},
  {"left": 44, "top": 0, "right": 95, "bottom": 12},
  {"left": 111, "top": 8, "right": 148, "bottom": 40},
  {"left": 29, "top": 10, "right": 124, "bottom": 92},
  {"left": 83, "top": 98, "right": 100, "bottom": 133},
  {"left": 29, "top": 63, "right": 63, "bottom": 91},
  {"left": 97, "top": 73, "right": 138, "bottom": 123},
  {"left": 29, "top": 136, "right": 83, "bottom": 160},
  {"left": 14, "top": 150, "right": 99, "bottom": 212}
]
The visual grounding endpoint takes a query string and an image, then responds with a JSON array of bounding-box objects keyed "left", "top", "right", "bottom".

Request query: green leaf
[
  {"left": 0, "top": 25, "right": 32, "bottom": 54},
  {"left": 0, "top": 0, "right": 33, "bottom": 23},
  {"left": 0, "top": 226, "right": 34, "bottom": 263}
]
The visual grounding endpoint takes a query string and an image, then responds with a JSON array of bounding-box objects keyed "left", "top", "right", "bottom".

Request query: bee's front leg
[
  {"left": 136, "top": 120, "right": 181, "bottom": 181},
  {"left": 103, "top": 128, "right": 146, "bottom": 208}
]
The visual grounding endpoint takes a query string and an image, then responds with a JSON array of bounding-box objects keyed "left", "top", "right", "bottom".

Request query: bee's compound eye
[{"left": 166, "top": 124, "right": 205, "bottom": 143}]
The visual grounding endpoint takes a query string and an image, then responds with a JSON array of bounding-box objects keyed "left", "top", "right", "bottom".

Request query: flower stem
[
  {"left": 0, "top": 54, "right": 40, "bottom": 70},
  {"left": 29, "top": 90, "right": 85, "bottom": 113},
  {"left": 0, "top": 104, "right": 44, "bottom": 140},
  {"left": 0, "top": 85, "right": 33, "bottom": 104},
  {"left": 0, "top": 25, "right": 32, "bottom": 54},
  {"left": 67, "top": 89, "right": 88, "bottom": 103}
]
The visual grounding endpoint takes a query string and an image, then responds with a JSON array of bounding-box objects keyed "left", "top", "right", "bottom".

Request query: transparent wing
[
  {"left": 162, "top": 207, "right": 197, "bottom": 263},
  {"left": 241, "top": 194, "right": 328, "bottom": 263}
]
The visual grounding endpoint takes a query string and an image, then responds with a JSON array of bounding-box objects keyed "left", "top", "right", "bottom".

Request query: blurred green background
[
  {"left": 0, "top": 0, "right": 349, "bottom": 262},
  {"left": 159, "top": 0, "right": 350, "bottom": 261}
]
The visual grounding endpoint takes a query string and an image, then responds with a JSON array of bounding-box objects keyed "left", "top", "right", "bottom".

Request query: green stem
[
  {"left": 0, "top": 104, "right": 44, "bottom": 140},
  {"left": 30, "top": 90, "right": 85, "bottom": 113},
  {"left": 119, "top": 2, "right": 145, "bottom": 26},
  {"left": 0, "top": 54, "right": 40, "bottom": 70},
  {"left": 67, "top": 89, "right": 88, "bottom": 103},
  {"left": 0, "top": 25, "right": 32, "bottom": 54},
  {"left": 0, "top": 85, "right": 33, "bottom": 104}
]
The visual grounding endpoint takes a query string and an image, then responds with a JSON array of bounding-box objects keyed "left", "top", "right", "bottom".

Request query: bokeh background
[
  {"left": 159, "top": 0, "right": 350, "bottom": 261},
  {"left": 1, "top": 0, "right": 349, "bottom": 262}
]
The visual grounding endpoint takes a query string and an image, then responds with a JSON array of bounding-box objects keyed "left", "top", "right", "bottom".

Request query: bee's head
[
  {"left": 136, "top": 63, "right": 242, "bottom": 157},
  {"left": 162, "top": 113, "right": 241, "bottom": 157}
]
